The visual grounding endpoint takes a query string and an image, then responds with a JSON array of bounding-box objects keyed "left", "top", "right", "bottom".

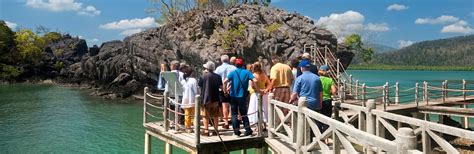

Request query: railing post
[
  {"left": 362, "top": 83, "right": 366, "bottom": 101},
  {"left": 397, "top": 128, "right": 416, "bottom": 154},
  {"left": 424, "top": 81, "right": 429, "bottom": 105},
  {"left": 462, "top": 80, "right": 469, "bottom": 129},
  {"left": 334, "top": 101, "right": 341, "bottom": 121},
  {"left": 164, "top": 91, "right": 170, "bottom": 131},
  {"left": 340, "top": 84, "right": 346, "bottom": 102},
  {"left": 365, "top": 100, "right": 376, "bottom": 154},
  {"left": 144, "top": 131, "right": 151, "bottom": 154},
  {"left": 445, "top": 80, "right": 448, "bottom": 100},
  {"left": 295, "top": 97, "right": 306, "bottom": 154},
  {"left": 385, "top": 82, "right": 390, "bottom": 106},
  {"left": 143, "top": 87, "right": 148, "bottom": 124},
  {"left": 395, "top": 82, "right": 400, "bottom": 104},
  {"left": 355, "top": 80, "right": 359, "bottom": 100},
  {"left": 194, "top": 95, "right": 201, "bottom": 145},
  {"left": 349, "top": 75, "right": 353, "bottom": 95},
  {"left": 336, "top": 59, "right": 340, "bottom": 83},
  {"left": 383, "top": 84, "right": 387, "bottom": 111},
  {"left": 324, "top": 45, "right": 328, "bottom": 65},
  {"left": 257, "top": 94, "right": 263, "bottom": 137},
  {"left": 442, "top": 81, "right": 446, "bottom": 103},
  {"left": 463, "top": 79, "right": 467, "bottom": 101},
  {"left": 174, "top": 82, "right": 180, "bottom": 131},
  {"left": 415, "top": 83, "right": 419, "bottom": 108},
  {"left": 268, "top": 93, "right": 274, "bottom": 139}
]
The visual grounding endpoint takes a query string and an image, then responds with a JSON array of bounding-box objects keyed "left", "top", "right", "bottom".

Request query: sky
[{"left": 1, "top": 0, "right": 473, "bottom": 48}]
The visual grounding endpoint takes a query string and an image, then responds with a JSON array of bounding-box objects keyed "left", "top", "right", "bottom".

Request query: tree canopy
[{"left": 344, "top": 34, "right": 374, "bottom": 64}]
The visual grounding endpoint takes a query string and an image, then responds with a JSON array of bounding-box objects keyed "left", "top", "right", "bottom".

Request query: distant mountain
[
  {"left": 364, "top": 43, "right": 396, "bottom": 53},
  {"left": 373, "top": 35, "right": 474, "bottom": 66}
]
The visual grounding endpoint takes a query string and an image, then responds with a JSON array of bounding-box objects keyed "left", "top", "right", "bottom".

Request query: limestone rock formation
[{"left": 60, "top": 4, "right": 354, "bottom": 98}]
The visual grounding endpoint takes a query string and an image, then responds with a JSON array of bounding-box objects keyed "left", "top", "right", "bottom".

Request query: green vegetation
[
  {"left": 0, "top": 63, "right": 22, "bottom": 79},
  {"left": 219, "top": 24, "right": 246, "bottom": 49},
  {"left": 15, "top": 29, "right": 46, "bottom": 64},
  {"left": 147, "top": 0, "right": 271, "bottom": 24},
  {"left": 344, "top": 34, "right": 374, "bottom": 64},
  {"left": 373, "top": 35, "right": 474, "bottom": 66},
  {"left": 264, "top": 22, "right": 282, "bottom": 33},
  {"left": 349, "top": 64, "right": 474, "bottom": 71},
  {"left": 0, "top": 21, "right": 65, "bottom": 80},
  {"left": 52, "top": 61, "right": 65, "bottom": 71}
]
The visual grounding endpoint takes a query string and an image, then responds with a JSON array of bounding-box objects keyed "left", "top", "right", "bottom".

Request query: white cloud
[
  {"left": 25, "top": 0, "right": 100, "bottom": 17},
  {"left": 387, "top": 4, "right": 408, "bottom": 11},
  {"left": 316, "top": 10, "right": 365, "bottom": 41},
  {"left": 120, "top": 29, "right": 144, "bottom": 36},
  {"left": 415, "top": 15, "right": 459, "bottom": 24},
  {"left": 99, "top": 17, "right": 158, "bottom": 30},
  {"left": 77, "top": 6, "right": 101, "bottom": 17},
  {"left": 398, "top": 40, "right": 414, "bottom": 48},
  {"left": 441, "top": 20, "right": 474, "bottom": 34},
  {"left": 365, "top": 23, "right": 390, "bottom": 32},
  {"left": 5, "top": 21, "right": 18, "bottom": 29}
]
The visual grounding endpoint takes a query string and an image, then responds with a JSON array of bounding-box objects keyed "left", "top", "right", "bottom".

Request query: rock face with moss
[{"left": 66, "top": 4, "right": 353, "bottom": 98}]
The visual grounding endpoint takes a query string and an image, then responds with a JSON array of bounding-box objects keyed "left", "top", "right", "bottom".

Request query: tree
[
  {"left": 43, "top": 32, "right": 63, "bottom": 44},
  {"left": 15, "top": 29, "right": 46, "bottom": 64},
  {"left": 344, "top": 33, "right": 374, "bottom": 64},
  {"left": 0, "top": 21, "right": 16, "bottom": 63}
]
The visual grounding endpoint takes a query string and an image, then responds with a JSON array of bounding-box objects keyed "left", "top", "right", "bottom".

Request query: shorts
[
  {"left": 219, "top": 91, "right": 230, "bottom": 103},
  {"left": 201, "top": 102, "right": 220, "bottom": 118},
  {"left": 273, "top": 87, "right": 291, "bottom": 103}
]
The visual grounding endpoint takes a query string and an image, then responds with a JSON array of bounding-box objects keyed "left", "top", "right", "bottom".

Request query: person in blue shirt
[
  {"left": 289, "top": 60, "right": 323, "bottom": 111},
  {"left": 223, "top": 58, "right": 260, "bottom": 137}
]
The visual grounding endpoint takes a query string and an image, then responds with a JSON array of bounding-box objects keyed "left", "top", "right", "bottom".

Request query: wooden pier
[{"left": 141, "top": 45, "right": 474, "bottom": 153}]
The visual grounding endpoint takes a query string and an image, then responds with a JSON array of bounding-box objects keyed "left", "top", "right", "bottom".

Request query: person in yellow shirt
[{"left": 267, "top": 55, "right": 294, "bottom": 105}]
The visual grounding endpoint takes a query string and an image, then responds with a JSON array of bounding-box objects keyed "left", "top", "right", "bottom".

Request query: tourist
[
  {"left": 290, "top": 58, "right": 300, "bottom": 89},
  {"left": 318, "top": 65, "right": 337, "bottom": 133},
  {"left": 230, "top": 56, "right": 237, "bottom": 65},
  {"left": 296, "top": 52, "right": 318, "bottom": 77},
  {"left": 164, "top": 60, "right": 185, "bottom": 93},
  {"left": 224, "top": 58, "right": 259, "bottom": 137},
  {"left": 247, "top": 62, "right": 270, "bottom": 129},
  {"left": 157, "top": 61, "right": 170, "bottom": 91},
  {"left": 289, "top": 60, "right": 323, "bottom": 130},
  {"left": 267, "top": 55, "right": 294, "bottom": 106},
  {"left": 180, "top": 67, "right": 199, "bottom": 133},
  {"left": 214, "top": 55, "right": 237, "bottom": 129},
  {"left": 198, "top": 61, "right": 223, "bottom": 136}
]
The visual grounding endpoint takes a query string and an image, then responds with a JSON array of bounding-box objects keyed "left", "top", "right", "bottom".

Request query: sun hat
[{"left": 203, "top": 61, "right": 216, "bottom": 71}]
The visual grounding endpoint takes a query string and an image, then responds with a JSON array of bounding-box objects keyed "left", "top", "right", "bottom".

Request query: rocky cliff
[{"left": 53, "top": 5, "right": 353, "bottom": 98}]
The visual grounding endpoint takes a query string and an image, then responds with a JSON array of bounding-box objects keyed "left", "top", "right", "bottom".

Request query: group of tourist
[{"left": 158, "top": 52, "right": 337, "bottom": 137}]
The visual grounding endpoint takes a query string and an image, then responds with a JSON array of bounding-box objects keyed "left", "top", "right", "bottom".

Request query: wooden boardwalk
[
  {"left": 144, "top": 121, "right": 266, "bottom": 153},
  {"left": 141, "top": 45, "right": 474, "bottom": 154}
]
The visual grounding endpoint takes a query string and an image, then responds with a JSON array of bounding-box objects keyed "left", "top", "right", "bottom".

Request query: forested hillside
[{"left": 373, "top": 35, "right": 474, "bottom": 66}]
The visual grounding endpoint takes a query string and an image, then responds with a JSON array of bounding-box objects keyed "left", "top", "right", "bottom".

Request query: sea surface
[{"left": 1, "top": 70, "right": 473, "bottom": 153}]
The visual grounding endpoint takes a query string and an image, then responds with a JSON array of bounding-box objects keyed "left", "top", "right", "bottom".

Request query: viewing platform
[{"left": 141, "top": 45, "right": 474, "bottom": 153}]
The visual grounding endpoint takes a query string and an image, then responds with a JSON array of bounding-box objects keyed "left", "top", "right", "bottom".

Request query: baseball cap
[
  {"left": 298, "top": 60, "right": 311, "bottom": 68},
  {"left": 235, "top": 58, "right": 244, "bottom": 65},
  {"left": 320, "top": 65, "right": 329, "bottom": 71}
]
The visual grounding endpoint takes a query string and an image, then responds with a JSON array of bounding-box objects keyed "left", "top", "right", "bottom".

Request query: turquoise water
[
  {"left": 0, "top": 84, "right": 179, "bottom": 153},
  {"left": 1, "top": 70, "right": 473, "bottom": 153}
]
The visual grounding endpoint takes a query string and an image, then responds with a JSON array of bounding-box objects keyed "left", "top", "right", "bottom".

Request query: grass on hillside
[{"left": 349, "top": 64, "right": 474, "bottom": 71}]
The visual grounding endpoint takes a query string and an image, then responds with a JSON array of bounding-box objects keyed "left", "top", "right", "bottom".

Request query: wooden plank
[
  {"left": 418, "top": 106, "right": 474, "bottom": 117},
  {"left": 425, "top": 129, "right": 459, "bottom": 154},
  {"left": 335, "top": 130, "right": 358, "bottom": 153},
  {"left": 372, "top": 110, "right": 474, "bottom": 140},
  {"left": 265, "top": 138, "right": 296, "bottom": 154}
]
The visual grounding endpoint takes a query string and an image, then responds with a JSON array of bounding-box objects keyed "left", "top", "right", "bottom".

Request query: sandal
[{"left": 201, "top": 129, "right": 210, "bottom": 136}]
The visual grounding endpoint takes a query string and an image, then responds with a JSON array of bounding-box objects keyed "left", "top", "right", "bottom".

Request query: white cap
[{"left": 203, "top": 61, "right": 216, "bottom": 71}]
